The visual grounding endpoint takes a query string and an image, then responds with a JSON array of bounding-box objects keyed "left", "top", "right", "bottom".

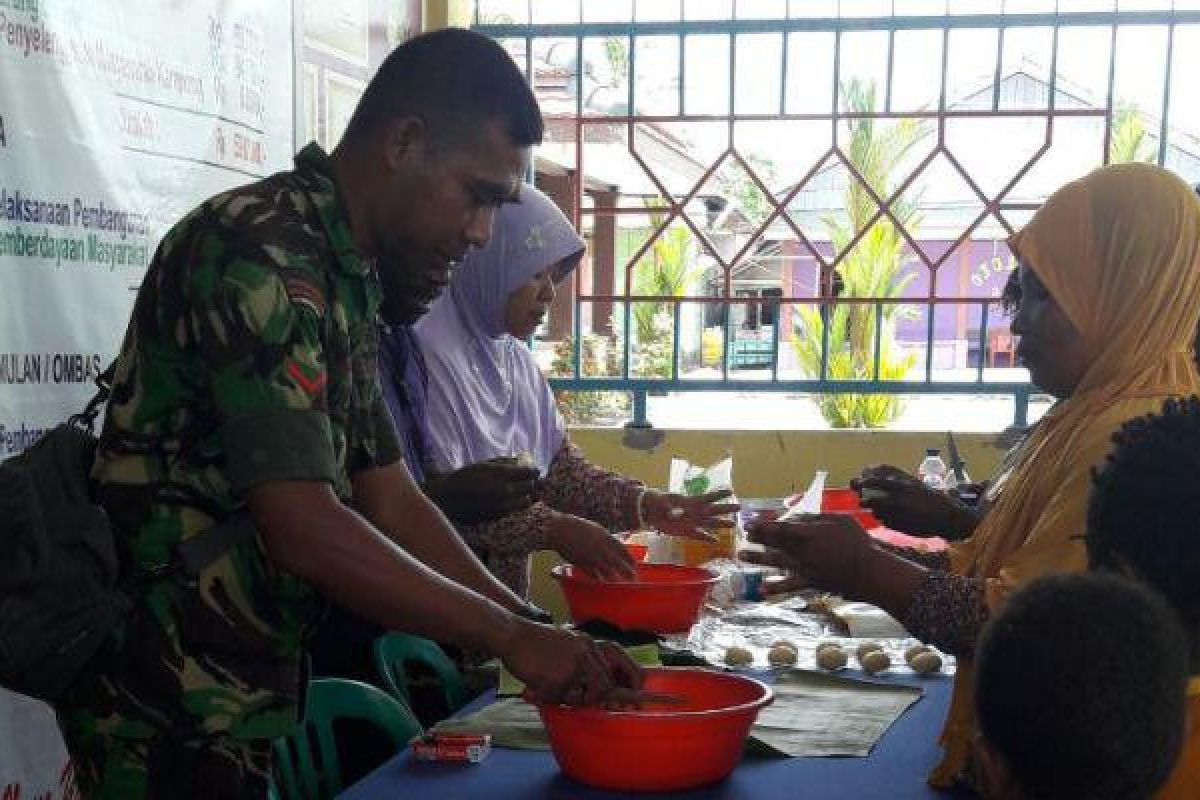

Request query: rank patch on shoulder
[{"left": 286, "top": 359, "right": 328, "bottom": 395}]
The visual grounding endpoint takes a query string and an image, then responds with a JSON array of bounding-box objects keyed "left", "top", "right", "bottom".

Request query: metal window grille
[{"left": 475, "top": 2, "right": 1200, "bottom": 428}]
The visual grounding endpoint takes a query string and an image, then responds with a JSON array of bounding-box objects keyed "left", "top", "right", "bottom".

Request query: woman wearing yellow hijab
[{"left": 743, "top": 163, "right": 1200, "bottom": 787}]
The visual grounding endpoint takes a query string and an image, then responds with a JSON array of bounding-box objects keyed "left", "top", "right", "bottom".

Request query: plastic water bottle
[{"left": 918, "top": 449, "right": 948, "bottom": 490}]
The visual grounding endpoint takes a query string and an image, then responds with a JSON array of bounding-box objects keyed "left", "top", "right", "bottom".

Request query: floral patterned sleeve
[
  {"left": 896, "top": 571, "right": 990, "bottom": 658},
  {"left": 456, "top": 502, "right": 557, "bottom": 599},
  {"left": 539, "top": 439, "right": 644, "bottom": 532},
  {"left": 871, "top": 542, "right": 985, "bottom": 656},
  {"left": 453, "top": 441, "right": 643, "bottom": 598}
]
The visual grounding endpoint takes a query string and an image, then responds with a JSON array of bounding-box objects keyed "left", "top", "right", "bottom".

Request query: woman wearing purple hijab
[{"left": 413, "top": 186, "right": 735, "bottom": 597}]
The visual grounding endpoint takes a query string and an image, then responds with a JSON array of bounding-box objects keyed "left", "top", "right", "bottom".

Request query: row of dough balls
[
  {"left": 816, "top": 642, "right": 942, "bottom": 674},
  {"left": 723, "top": 640, "right": 800, "bottom": 667},
  {"left": 723, "top": 640, "right": 942, "bottom": 674}
]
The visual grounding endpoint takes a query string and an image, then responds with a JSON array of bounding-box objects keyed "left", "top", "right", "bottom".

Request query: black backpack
[
  {"left": 0, "top": 368, "right": 127, "bottom": 701},
  {"left": 0, "top": 368, "right": 254, "bottom": 702}
]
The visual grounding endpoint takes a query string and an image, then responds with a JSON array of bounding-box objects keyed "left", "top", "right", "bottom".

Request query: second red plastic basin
[{"left": 552, "top": 562, "right": 718, "bottom": 633}]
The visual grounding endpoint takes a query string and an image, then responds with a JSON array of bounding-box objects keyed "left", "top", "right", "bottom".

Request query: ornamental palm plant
[{"left": 791, "top": 78, "right": 928, "bottom": 427}]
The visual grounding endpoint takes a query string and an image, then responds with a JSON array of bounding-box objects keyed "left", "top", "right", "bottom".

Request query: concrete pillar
[
  {"left": 423, "top": 0, "right": 473, "bottom": 31},
  {"left": 591, "top": 191, "right": 618, "bottom": 335}
]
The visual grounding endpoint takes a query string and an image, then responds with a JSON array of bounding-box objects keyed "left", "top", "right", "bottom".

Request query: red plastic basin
[
  {"left": 822, "top": 488, "right": 883, "bottom": 529},
  {"left": 552, "top": 563, "right": 718, "bottom": 634},
  {"left": 623, "top": 542, "right": 649, "bottom": 562},
  {"left": 838, "top": 508, "right": 883, "bottom": 529},
  {"left": 535, "top": 667, "right": 772, "bottom": 792},
  {"left": 822, "top": 487, "right": 862, "bottom": 511}
]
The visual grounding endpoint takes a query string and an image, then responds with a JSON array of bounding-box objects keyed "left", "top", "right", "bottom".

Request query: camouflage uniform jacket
[{"left": 88, "top": 143, "right": 401, "bottom": 743}]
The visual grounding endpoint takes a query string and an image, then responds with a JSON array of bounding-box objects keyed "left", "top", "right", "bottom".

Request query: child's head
[
  {"left": 1087, "top": 395, "right": 1200, "bottom": 666},
  {"left": 974, "top": 573, "right": 1188, "bottom": 800}
]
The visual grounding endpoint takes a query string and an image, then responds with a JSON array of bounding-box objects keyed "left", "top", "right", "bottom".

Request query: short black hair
[
  {"left": 976, "top": 573, "right": 1188, "bottom": 800},
  {"left": 1087, "top": 396, "right": 1200, "bottom": 660},
  {"left": 343, "top": 28, "right": 543, "bottom": 150}
]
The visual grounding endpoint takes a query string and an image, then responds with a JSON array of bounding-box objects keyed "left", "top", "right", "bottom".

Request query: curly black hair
[
  {"left": 1087, "top": 396, "right": 1200, "bottom": 667},
  {"left": 976, "top": 572, "right": 1189, "bottom": 800}
]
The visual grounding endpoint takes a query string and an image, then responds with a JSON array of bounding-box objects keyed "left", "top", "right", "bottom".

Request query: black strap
[
  {"left": 67, "top": 360, "right": 118, "bottom": 434},
  {"left": 173, "top": 512, "right": 258, "bottom": 578}
]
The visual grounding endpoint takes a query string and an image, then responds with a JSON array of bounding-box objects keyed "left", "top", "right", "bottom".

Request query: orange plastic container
[
  {"left": 535, "top": 667, "right": 772, "bottom": 792},
  {"left": 552, "top": 563, "right": 718, "bottom": 633},
  {"left": 623, "top": 542, "right": 649, "bottom": 562},
  {"left": 679, "top": 522, "right": 739, "bottom": 566}
]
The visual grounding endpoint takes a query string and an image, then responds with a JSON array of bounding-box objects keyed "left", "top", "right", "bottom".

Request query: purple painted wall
[{"left": 778, "top": 238, "right": 1017, "bottom": 366}]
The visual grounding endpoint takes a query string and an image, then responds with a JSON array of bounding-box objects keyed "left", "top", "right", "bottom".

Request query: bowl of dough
[{"left": 534, "top": 666, "right": 772, "bottom": 792}]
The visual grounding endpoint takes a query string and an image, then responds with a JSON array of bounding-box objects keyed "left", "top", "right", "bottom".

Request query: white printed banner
[{"left": 0, "top": 0, "right": 295, "bottom": 457}]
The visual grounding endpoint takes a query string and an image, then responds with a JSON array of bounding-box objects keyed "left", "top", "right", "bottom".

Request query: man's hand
[
  {"left": 424, "top": 460, "right": 541, "bottom": 523},
  {"left": 498, "top": 622, "right": 643, "bottom": 706},
  {"left": 547, "top": 513, "right": 638, "bottom": 581},
  {"left": 641, "top": 489, "right": 739, "bottom": 541},
  {"left": 851, "top": 465, "right": 979, "bottom": 539}
]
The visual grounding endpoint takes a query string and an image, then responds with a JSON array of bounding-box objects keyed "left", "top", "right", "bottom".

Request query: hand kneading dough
[
  {"left": 767, "top": 645, "right": 798, "bottom": 667},
  {"left": 724, "top": 646, "right": 753, "bottom": 666},
  {"left": 816, "top": 646, "right": 848, "bottom": 670},
  {"left": 910, "top": 651, "right": 943, "bottom": 674},
  {"left": 856, "top": 642, "right": 883, "bottom": 662},
  {"left": 860, "top": 650, "right": 891, "bottom": 674}
]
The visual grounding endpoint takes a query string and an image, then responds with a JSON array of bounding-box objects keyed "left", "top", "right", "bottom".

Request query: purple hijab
[{"left": 413, "top": 186, "right": 585, "bottom": 475}]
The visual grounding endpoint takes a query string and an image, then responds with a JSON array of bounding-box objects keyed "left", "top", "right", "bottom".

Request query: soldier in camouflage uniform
[{"left": 61, "top": 30, "right": 640, "bottom": 799}]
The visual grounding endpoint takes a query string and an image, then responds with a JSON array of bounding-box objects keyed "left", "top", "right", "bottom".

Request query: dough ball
[
  {"left": 771, "top": 640, "right": 799, "bottom": 653},
  {"left": 856, "top": 642, "right": 884, "bottom": 662},
  {"left": 724, "top": 646, "right": 754, "bottom": 666},
  {"left": 816, "top": 646, "right": 848, "bottom": 671},
  {"left": 767, "top": 645, "right": 799, "bottom": 667},
  {"left": 815, "top": 641, "right": 842, "bottom": 655},
  {"left": 904, "top": 644, "right": 932, "bottom": 664},
  {"left": 910, "top": 651, "right": 943, "bottom": 675},
  {"left": 861, "top": 650, "right": 891, "bottom": 675}
]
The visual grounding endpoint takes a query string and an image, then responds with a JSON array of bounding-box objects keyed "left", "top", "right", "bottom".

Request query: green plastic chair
[
  {"left": 374, "top": 632, "right": 471, "bottom": 717},
  {"left": 272, "top": 677, "right": 422, "bottom": 800}
]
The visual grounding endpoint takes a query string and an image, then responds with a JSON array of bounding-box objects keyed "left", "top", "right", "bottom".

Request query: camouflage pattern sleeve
[
  {"left": 369, "top": 392, "right": 403, "bottom": 469},
  {"left": 184, "top": 232, "right": 338, "bottom": 495}
]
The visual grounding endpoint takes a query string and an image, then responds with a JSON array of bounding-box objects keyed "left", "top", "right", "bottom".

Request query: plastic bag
[{"left": 664, "top": 455, "right": 742, "bottom": 565}]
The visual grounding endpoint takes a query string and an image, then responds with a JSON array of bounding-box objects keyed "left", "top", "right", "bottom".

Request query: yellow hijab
[{"left": 932, "top": 163, "right": 1200, "bottom": 786}]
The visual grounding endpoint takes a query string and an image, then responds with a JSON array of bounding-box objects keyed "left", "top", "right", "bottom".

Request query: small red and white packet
[{"left": 410, "top": 732, "right": 493, "bottom": 763}]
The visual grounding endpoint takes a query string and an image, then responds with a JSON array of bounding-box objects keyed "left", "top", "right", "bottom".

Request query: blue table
[{"left": 340, "top": 671, "right": 976, "bottom": 799}]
